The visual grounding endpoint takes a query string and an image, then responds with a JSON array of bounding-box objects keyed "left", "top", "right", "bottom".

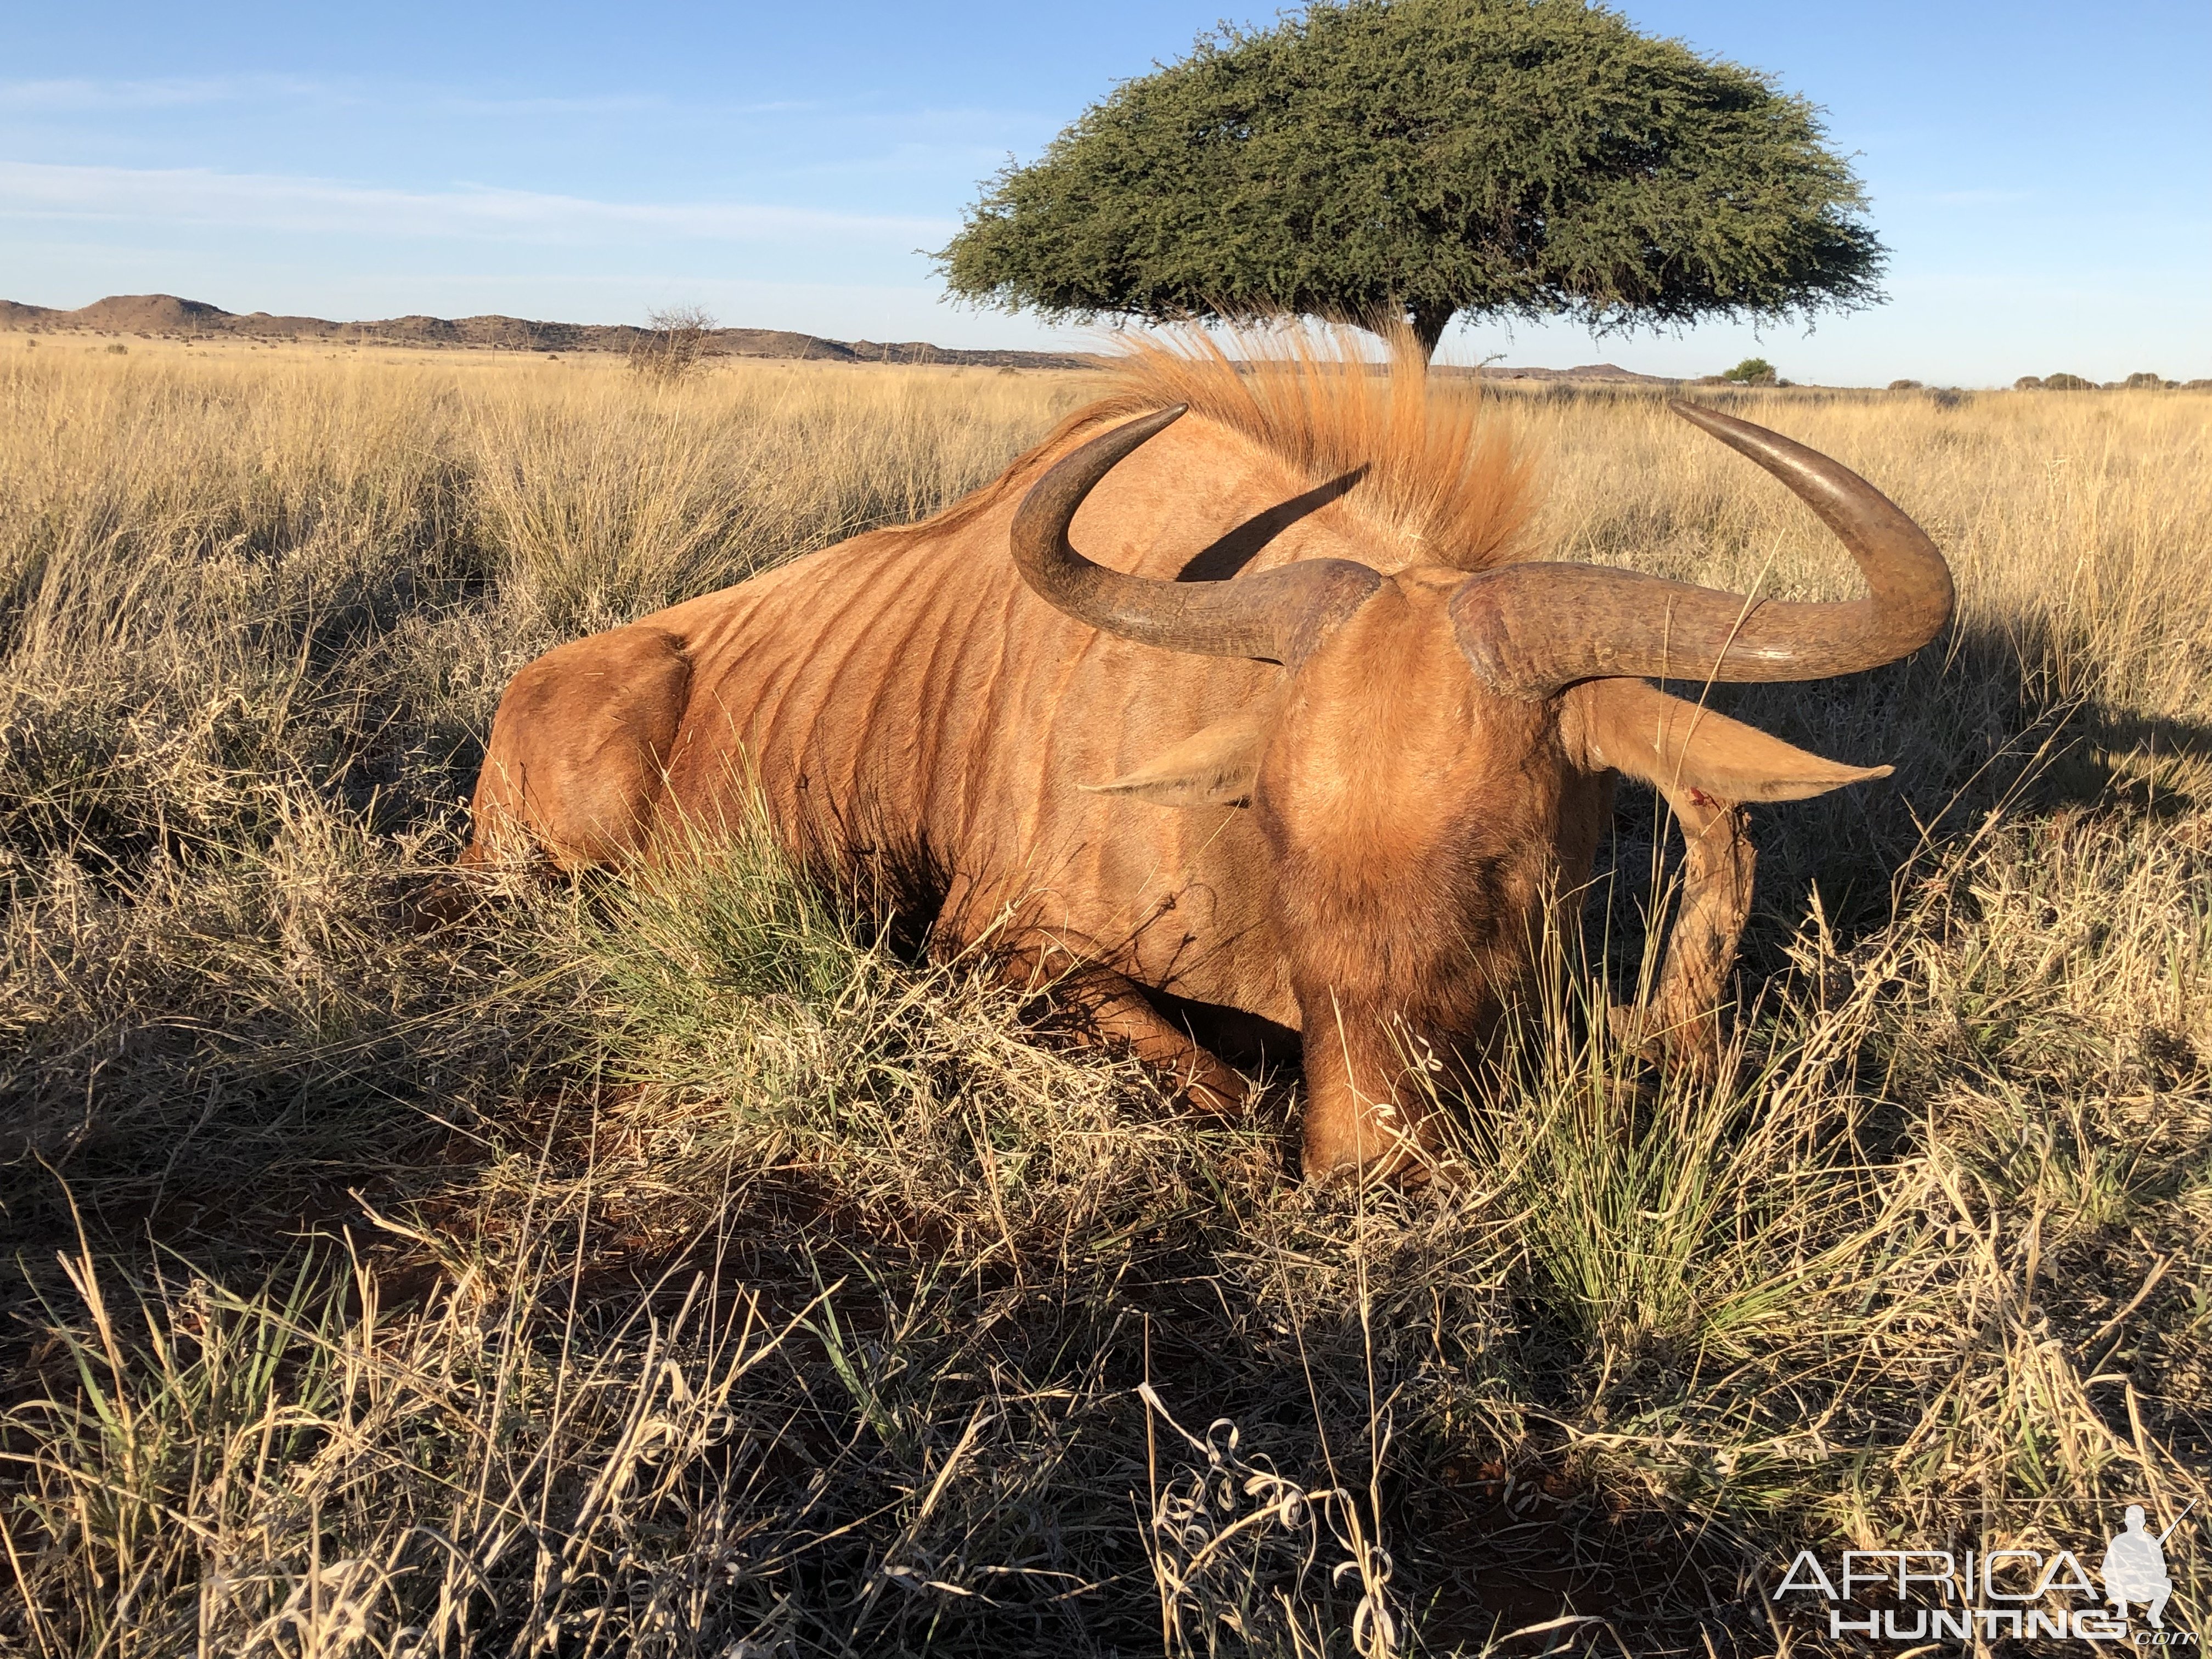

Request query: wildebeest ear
[
  {"left": 1564, "top": 679, "right": 1891, "bottom": 804},
  {"left": 1081, "top": 695, "right": 1282, "bottom": 808}
]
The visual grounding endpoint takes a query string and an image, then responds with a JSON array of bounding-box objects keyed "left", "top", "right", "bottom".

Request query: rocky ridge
[{"left": 1, "top": 294, "right": 1676, "bottom": 382}]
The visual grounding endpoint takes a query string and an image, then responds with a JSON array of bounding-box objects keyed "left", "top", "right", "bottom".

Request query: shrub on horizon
[
  {"left": 1888, "top": 379, "right": 1923, "bottom": 391},
  {"left": 627, "top": 304, "right": 718, "bottom": 385},
  {"left": 2042, "top": 372, "right": 2092, "bottom": 391}
]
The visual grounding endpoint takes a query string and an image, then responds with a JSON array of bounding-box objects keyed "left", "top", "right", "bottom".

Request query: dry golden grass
[{"left": 2, "top": 337, "right": 2209, "bottom": 1656}]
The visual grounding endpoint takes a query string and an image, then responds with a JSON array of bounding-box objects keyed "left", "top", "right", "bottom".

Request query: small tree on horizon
[
  {"left": 628, "top": 304, "right": 717, "bottom": 383},
  {"left": 938, "top": 0, "right": 1886, "bottom": 363}
]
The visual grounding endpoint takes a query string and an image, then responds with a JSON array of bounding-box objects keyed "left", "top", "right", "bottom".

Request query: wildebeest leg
[
  {"left": 1004, "top": 930, "right": 1248, "bottom": 1113},
  {"left": 1612, "top": 787, "right": 1755, "bottom": 1076},
  {"left": 460, "top": 624, "right": 693, "bottom": 871}
]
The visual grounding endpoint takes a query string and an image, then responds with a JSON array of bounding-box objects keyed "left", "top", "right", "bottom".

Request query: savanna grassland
[{"left": 2, "top": 336, "right": 2209, "bottom": 1657}]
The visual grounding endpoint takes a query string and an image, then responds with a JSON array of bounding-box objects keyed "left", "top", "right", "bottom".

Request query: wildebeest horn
[
  {"left": 1012, "top": 406, "right": 1384, "bottom": 664},
  {"left": 1451, "top": 402, "right": 1954, "bottom": 698}
]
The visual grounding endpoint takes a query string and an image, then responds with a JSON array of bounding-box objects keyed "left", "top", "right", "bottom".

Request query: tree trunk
[{"left": 1409, "top": 302, "right": 1456, "bottom": 367}]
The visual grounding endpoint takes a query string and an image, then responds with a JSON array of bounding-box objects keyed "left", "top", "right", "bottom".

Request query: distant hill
[
  {"left": 0, "top": 294, "right": 1677, "bottom": 384},
  {"left": 1440, "top": 361, "right": 1672, "bottom": 385},
  {"left": 0, "top": 294, "right": 1103, "bottom": 370}
]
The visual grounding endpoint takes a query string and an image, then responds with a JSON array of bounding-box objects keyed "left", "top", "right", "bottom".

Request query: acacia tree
[{"left": 939, "top": 0, "right": 1884, "bottom": 361}]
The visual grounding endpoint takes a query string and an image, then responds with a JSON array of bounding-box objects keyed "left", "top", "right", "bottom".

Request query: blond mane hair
[{"left": 901, "top": 329, "right": 1541, "bottom": 572}]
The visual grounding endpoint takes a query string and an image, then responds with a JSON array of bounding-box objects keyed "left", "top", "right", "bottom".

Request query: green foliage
[
  {"left": 1721, "top": 356, "right": 1777, "bottom": 384},
  {"left": 1887, "top": 377, "right": 1922, "bottom": 391},
  {"left": 2015, "top": 375, "right": 2045, "bottom": 390},
  {"left": 2042, "top": 372, "right": 2093, "bottom": 391},
  {"left": 2123, "top": 371, "right": 2169, "bottom": 391},
  {"left": 939, "top": 0, "right": 1886, "bottom": 356}
]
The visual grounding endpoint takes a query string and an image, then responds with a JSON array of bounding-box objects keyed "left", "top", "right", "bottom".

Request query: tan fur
[
  {"left": 460, "top": 347, "right": 1882, "bottom": 1176},
  {"left": 465, "top": 625, "right": 691, "bottom": 868}
]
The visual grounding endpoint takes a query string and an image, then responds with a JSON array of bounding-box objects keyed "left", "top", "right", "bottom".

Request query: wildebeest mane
[{"left": 883, "top": 330, "right": 1541, "bottom": 573}]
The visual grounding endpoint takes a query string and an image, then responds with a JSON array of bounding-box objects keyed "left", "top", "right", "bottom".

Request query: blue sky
[{"left": 4, "top": 1, "right": 2205, "bottom": 385}]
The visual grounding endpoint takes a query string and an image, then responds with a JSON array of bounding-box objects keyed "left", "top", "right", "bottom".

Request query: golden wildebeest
[{"left": 459, "top": 346, "right": 1951, "bottom": 1175}]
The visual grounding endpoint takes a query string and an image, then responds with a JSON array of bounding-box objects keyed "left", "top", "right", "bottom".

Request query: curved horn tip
[
  {"left": 1667, "top": 399, "right": 1751, "bottom": 436},
  {"left": 1124, "top": 403, "right": 1188, "bottom": 437}
]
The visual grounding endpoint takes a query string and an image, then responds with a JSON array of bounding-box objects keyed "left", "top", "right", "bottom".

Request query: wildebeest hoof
[
  {"left": 408, "top": 874, "right": 486, "bottom": 934},
  {"left": 1606, "top": 1002, "right": 1662, "bottom": 1062},
  {"left": 1607, "top": 1004, "right": 1722, "bottom": 1081}
]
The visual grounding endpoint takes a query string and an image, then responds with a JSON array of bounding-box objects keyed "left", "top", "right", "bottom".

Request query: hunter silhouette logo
[
  {"left": 1773, "top": 1502, "right": 2196, "bottom": 1645},
  {"left": 2104, "top": 1504, "right": 2184, "bottom": 1629}
]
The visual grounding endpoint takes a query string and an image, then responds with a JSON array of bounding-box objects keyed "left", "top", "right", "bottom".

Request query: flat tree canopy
[{"left": 939, "top": 0, "right": 1885, "bottom": 359}]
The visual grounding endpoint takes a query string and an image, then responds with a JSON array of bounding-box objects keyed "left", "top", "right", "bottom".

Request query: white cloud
[
  {"left": 0, "top": 160, "right": 953, "bottom": 246},
  {"left": 0, "top": 75, "right": 959, "bottom": 127},
  {"left": 0, "top": 76, "right": 332, "bottom": 112}
]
